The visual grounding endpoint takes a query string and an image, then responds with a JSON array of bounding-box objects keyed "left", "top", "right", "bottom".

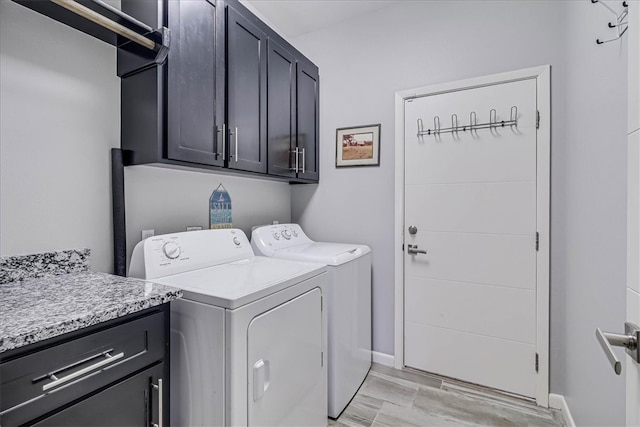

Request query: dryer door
[{"left": 247, "top": 287, "right": 325, "bottom": 426}]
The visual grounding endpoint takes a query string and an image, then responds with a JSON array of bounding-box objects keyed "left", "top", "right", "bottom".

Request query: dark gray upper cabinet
[
  {"left": 118, "top": 0, "right": 319, "bottom": 183},
  {"left": 226, "top": 5, "right": 267, "bottom": 173},
  {"left": 167, "top": 0, "right": 224, "bottom": 167},
  {"left": 267, "top": 39, "right": 297, "bottom": 179},
  {"left": 267, "top": 40, "right": 320, "bottom": 182},
  {"left": 296, "top": 58, "right": 320, "bottom": 182}
]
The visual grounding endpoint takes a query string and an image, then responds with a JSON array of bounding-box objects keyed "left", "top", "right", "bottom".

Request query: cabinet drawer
[{"left": 0, "top": 312, "right": 165, "bottom": 426}]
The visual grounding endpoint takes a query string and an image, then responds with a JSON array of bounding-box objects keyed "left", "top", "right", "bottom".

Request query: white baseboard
[
  {"left": 549, "top": 393, "right": 575, "bottom": 427},
  {"left": 372, "top": 351, "right": 394, "bottom": 367}
]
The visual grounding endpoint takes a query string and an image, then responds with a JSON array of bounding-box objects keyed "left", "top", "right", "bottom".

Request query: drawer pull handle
[
  {"left": 42, "top": 351, "right": 124, "bottom": 391},
  {"left": 151, "top": 378, "right": 163, "bottom": 427}
]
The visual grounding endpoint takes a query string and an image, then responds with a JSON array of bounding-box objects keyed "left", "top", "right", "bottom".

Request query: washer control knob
[
  {"left": 273, "top": 232, "right": 280, "bottom": 240},
  {"left": 282, "top": 230, "right": 291, "bottom": 240},
  {"left": 233, "top": 237, "right": 241, "bottom": 246},
  {"left": 292, "top": 229, "right": 298, "bottom": 237},
  {"left": 162, "top": 242, "right": 181, "bottom": 259}
]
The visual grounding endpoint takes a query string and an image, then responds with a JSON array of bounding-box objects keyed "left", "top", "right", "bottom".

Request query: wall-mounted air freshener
[{"left": 209, "top": 184, "right": 232, "bottom": 229}]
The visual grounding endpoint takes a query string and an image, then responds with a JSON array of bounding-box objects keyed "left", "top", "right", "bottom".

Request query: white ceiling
[{"left": 245, "top": 0, "right": 396, "bottom": 38}]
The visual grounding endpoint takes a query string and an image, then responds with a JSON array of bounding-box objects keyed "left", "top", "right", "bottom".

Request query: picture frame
[{"left": 336, "top": 124, "right": 381, "bottom": 167}]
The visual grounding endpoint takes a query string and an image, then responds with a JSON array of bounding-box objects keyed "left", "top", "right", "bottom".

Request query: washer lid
[
  {"left": 274, "top": 242, "right": 371, "bottom": 266},
  {"left": 151, "top": 256, "right": 325, "bottom": 309}
]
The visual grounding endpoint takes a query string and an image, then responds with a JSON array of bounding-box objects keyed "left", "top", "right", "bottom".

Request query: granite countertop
[{"left": 0, "top": 250, "right": 182, "bottom": 354}]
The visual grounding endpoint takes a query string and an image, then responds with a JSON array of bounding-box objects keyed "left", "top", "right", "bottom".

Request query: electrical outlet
[{"left": 141, "top": 229, "right": 155, "bottom": 240}]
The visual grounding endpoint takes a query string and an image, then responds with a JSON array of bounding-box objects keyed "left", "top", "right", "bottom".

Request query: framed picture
[{"left": 336, "top": 124, "right": 381, "bottom": 167}]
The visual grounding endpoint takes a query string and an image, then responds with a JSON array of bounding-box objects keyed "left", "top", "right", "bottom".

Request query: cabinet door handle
[
  {"left": 301, "top": 148, "right": 306, "bottom": 174},
  {"left": 151, "top": 378, "right": 163, "bottom": 427},
  {"left": 292, "top": 147, "right": 299, "bottom": 172},
  {"left": 234, "top": 127, "right": 239, "bottom": 162},
  {"left": 42, "top": 351, "right": 124, "bottom": 391},
  {"left": 221, "top": 124, "right": 226, "bottom": 161}
]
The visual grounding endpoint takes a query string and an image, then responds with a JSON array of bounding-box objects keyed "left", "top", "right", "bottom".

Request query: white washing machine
[
  {"left": 251, "top": 224, "right": 371, "bottom": 419},
  {"left": 129, "top": 229, "right": 328, "bottom": 427}
]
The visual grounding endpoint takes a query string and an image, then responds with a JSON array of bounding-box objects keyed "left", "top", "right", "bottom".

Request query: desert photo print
[
  {"left": 335, "top": 124, "right": 380, "bottom": 167},
  {"left": 342, "top": 132, "right": 374, "bottom": 160}
]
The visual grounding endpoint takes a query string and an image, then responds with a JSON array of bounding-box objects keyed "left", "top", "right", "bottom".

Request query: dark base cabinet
[
  {"left": 0, "top": 306, "right": 170, "bottom": 427},
  {"left": 119, "top": 0, "right": 320, "bottom": 183},
  {"left": 32, "top": 364, "right": 164, "bottom": 427}
]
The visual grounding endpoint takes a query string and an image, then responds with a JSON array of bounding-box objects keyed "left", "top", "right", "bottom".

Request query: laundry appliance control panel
[
  {"left": 251, "top": 224, "right": 313, "bottom": 256},
  {"left": 129, "top": 229, "right": 254, "bottom": 280}
]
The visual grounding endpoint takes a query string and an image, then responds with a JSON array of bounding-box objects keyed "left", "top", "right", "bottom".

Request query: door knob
[
  {"left": 596, "top": 322, "right": 640, "bottom": 375},
  {"left": 408, "top": 225, "right": 418, "bottom": 235}
]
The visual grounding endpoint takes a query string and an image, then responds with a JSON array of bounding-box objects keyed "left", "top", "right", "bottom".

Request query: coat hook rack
[
  {"left": 592, "top": 0, "right": 629, "bottom": 45},
  {"left": 416, "top": 106, "right": 518, "bottom": 138}
]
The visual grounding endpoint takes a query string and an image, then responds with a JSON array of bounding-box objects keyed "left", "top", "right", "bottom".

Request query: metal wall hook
[
  {"left": 597, "top": 24, "right": 628, "bottom": 44},
  {"left": 593, "top": 0, "right": 628, "bottom": 45},
  {"left": 510, "top": 106, "right": 518, "bottom": 128},
  {"left": 469, "top": 111, "right": 477, "bottom": 133},
  {"left": 451, "top": 114, "right": 459, "bottom": 134},
  {"left": 416, "top": 106, "right": 518, "bottom": 138},
  {"left": 489, "top": 109, "right": 497, "bottom": 126}
]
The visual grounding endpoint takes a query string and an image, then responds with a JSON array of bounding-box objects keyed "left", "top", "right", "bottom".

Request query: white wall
[
  {"left": 0, "top": 1, "right": 119, "bottom": 273},
  {"left": 562, "top": 2, "right": 627, "bottom": 425},
  {"left": 0, "top": 1, "right": 292, "bottom": 275},
  {"left": 290, "top": 1, "right": 627, "bottom": 423},
  {"left": 124, "top": 166, "right": 291, "bottom": 268}
]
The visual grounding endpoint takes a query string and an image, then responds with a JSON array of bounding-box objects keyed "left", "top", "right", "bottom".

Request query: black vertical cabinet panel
[
  {"left": 267, "top": 39, "right": 296, "bottom": 179},
  {"left": 31, "top": 364, "right": 164, "bottom": 427},
  {"left": 167, "top": 0, "right": 223, "bottom": 166},
  {"left": 297, "top": 59, "right": 320, "bottom": 182},
  {"left": 226, "top": 6, "right": 267, "bottom": 173}
]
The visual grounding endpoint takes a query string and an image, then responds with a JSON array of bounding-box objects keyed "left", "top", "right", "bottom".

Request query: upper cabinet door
[
  {"left": 267, "top": 39, "right": 297, "bottom": 179},
  {"left": 226, "top": 6, "right": 268, "bottom": 173},
  {"left": 297, "top": 59, "right": 320, "bottom": 182},
  {"left": 167, "top": 0, "right": 224, "bottom": 167}
]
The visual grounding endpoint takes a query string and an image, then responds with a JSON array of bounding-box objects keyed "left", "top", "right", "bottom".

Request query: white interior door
[
  {"left": 627, "top": 2, "right": 640, "bottom": 424},
  {"left": 403, "top": 78, "right": 539, "bottom": 398},
  {"left": 247, "top": 288, "right": 325, "bottom": 427}
]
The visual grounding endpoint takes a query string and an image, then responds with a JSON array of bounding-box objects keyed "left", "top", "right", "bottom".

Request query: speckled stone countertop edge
[{"left": 0, "top": 272, "right": 182, "bottom": 354}]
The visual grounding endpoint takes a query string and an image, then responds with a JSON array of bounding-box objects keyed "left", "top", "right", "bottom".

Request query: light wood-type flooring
[{"left": 329, "top": 363, "right": 565, "bottom": 427}]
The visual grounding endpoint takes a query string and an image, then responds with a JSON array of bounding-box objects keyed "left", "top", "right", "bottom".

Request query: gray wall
[
  {"left": 0, "top": 1, "right": 119, "bottom": 273},
  {"left": 0, "top": 1, "right": 292, "bottom": 274},
  {"left": 290, "top": 0, "right": 566, "bottom": 356},
  {"left": 290, "top": 1, "right": 627, "bottom": 424},
  {"left": 561, "top": 2, "right": 628, "bottom": 425},
  {"left": 124, "top": 166, "right": 291, "bottom": 269}
]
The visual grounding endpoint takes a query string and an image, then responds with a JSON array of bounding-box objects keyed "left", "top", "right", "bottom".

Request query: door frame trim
[{"left": 393, "top": 65, "right": 551, "bottom": 406}]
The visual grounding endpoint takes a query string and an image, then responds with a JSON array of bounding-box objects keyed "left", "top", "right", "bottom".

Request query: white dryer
[
  {"left": 251, "top": 224, "right": 371, "bottom": 418},
  {"left": 129, "top": 229, "right": 327, "bottom": 427}
]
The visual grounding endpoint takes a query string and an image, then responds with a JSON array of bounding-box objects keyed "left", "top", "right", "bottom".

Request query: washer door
[{"left": 247, "top": 287, "right": 325, "bottom": 426}]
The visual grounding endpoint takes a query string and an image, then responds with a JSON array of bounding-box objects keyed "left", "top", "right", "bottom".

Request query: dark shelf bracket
[{"left": 14, "top": 0, "right": 171, "bottom": 72}]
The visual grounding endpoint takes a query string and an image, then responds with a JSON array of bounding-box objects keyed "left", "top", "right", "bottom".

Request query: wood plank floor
[{"left": 329, "top": 363, "right": 564, "bottom": 427}]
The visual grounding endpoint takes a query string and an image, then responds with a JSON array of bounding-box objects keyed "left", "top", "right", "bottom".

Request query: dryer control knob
[
  {"left": 273, "top": 232, "right": 281, "bottom": 240},
  {"left": 292, "top": 229, "right": 298, "bottom": 237},
  {"left": 282, "top": 230, "right": 291, "bottom": 240},
  {"left": 162, "top": 242, "right": 181, "bottom": 259},
  {"left": 233, "top": 237, "right": 241, "bottom": 246}
]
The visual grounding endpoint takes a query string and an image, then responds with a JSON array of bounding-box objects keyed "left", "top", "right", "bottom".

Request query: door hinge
[
  {"left": 535, "top": 353, "right": 539, "bottom": 373},
  {"left": 535, "top": 232, "right": 539, "bottom": 251},
  {"left": 536, "top": 110, "right": 540, "bottom": 129}
]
